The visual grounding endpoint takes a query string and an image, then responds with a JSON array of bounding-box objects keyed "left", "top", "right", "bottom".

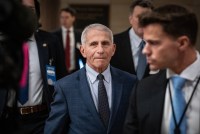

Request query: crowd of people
[{"left": 0, "top": 0, "right": 199, "bottom": 134}]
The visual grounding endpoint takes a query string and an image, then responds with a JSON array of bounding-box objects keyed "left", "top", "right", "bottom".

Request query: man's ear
[
  {"left": 177, "top": 36, "right": 190, "bottom": 50},
  {"left": 80, "top": 45, "right": 86, "bottom": 58},
  {"left": 111, "top": 44, "right": 116, "bottom": 56}
]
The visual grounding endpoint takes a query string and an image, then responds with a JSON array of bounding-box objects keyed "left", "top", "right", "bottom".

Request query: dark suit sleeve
[
  {"left": 124, "top": 83, "right": 139, "bottom": 134},
  {"left": 44, "top": 83, "right": 70, "bottom": 134}
]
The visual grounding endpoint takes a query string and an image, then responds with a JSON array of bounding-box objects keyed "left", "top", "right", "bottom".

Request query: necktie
[
  {"left": 169, "top": 76, "right": 187, "bottom": 134},
  {"left": 136, "top": 40, "right": 146, "bottom": 80},
  {"left": 65, "top": 30, "right": 70, "bottom": 71},
  {"left": 97, "top": 74, "right": 110, "bottom": 128},
  {"left": 18, "top": 43, "right": 29, "bottom": 105}
]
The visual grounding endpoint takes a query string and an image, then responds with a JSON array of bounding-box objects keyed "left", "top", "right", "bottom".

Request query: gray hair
[{"left": 81, "top": 23, "right": 113, "bottom": 45}]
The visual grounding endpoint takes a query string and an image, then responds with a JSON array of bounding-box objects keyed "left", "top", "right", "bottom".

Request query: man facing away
[
  {"left": 44, "top": 23, "right": 137, "bottom": 134},
  {"left": 124, "top": 4, "right": 200, "bottom": 134}
]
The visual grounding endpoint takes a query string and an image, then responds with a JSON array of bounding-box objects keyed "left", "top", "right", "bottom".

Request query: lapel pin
[{"left": 43, "top": 43, "right": 47, "bottom": 47}]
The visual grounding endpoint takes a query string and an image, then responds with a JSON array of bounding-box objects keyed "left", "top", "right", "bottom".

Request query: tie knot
[
  {"left": 139, "top": 40, "right": 145, "bottom": 48},
  {"left": 171, "top": 76, "right": 186, "bottom": 91},
  {"left": 67, "top": 30, "right": 70, "bottom": 33},
  {"left": 97, "top": 74, "right": 104, "bottom": 80}
]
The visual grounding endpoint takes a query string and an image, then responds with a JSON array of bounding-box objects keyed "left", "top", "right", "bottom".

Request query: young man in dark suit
[
  {"left": 53, "top": 7, "right": 85, "bottom": 74},
  {"left": 44, "top": 23, "right": 138, "bottom": 134},
  {"left": 111, "top": 0, "right": 153, "bottom": 80},
  {"left": 124, "top": 4, "right": 200, "bottom": 134}
]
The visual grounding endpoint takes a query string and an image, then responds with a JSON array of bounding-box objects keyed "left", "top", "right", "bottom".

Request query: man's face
[
  {"left": 80, "top": 29, "right": 116, "bottom": 73},
  {"left": 129, "top": 6, "right": 152, "bottom": 37},
  {"left": 142, "top": 24, "right": 180, "bottom": 71},
  {"left": 60, "top": 11, "right": 75, "bottom": 29}
]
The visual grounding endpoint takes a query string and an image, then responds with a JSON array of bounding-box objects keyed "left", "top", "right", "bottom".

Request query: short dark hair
[
  {"left": 60, "top": 7, "right": 76, "bottom": 17},
  {"left": 129, "top": 0, "right": 154, "bottom": 13},
  {"left": 139, "top": 4, "right": 198, "bottom": 45}
]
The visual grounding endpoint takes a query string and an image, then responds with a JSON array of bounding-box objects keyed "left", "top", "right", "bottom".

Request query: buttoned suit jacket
[
  {"left": 124, "top": 70, "right": 168, "bottom": 134},
  {"left": 44, "top": 66, "right": 137, "bottom": 134},
  {"left": 52, "top": 28, "right": 85, "bottom": 73},
  {"left": 110, "top": 28, "right": 149, "bottom": 79}
]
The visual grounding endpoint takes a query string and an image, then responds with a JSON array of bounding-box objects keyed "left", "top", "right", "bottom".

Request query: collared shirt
[
  {"left": 161, "top": 51, "right": 200, "bottom": 134},
  {"left": 18, "top": 35, "right": 43, "bottom": 106},
  {"left": 129, "top": 28, "right": 143, "bottom": 70},
  {"left": 85, "top": 64, "right": 112, "bottom": 111},
  {"left": 61, "top": 26, "right": 75, "bottom": 71}
]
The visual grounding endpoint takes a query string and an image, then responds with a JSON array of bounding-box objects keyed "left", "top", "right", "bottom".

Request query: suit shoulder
[
  {"left": 111, "top": 66, "right": 137, "bottom": 80},
  {"left": 114, "top": 28, "right": 130, "bottom": 38},
  {"left": 55, "top": 69, "right": 80, "bottom": 86},
  {"left": 51, "top": 29, "right": 61, "bottom": 35},
  {"left": 138, "top": 70, "right": 167, "bottom": 88},
  {"left": 36, "top": 29, "right": 56, "bottom": 37}
]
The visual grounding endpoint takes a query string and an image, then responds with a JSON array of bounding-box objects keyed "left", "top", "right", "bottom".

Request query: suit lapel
[
  {"left": 108, "top": 67, "right": 124, "bottom": 130},
  {"left": 147, "top": 71, "right": 168, "bottom": 132},
  {"left": 78, "top": 68, "right": 105, "bottom": 128},
  {"left": 34, "top": 31, "right": 49, "bottom": 83}
]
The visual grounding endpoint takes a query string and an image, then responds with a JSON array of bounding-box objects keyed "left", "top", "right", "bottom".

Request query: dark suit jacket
[
  {"left": 34, "top": 29, "right": 67, "bottom": 108},
  {"left": 110, "top": 28, "right": 149, "bottom": 79},
  {"left": 0, "top": 30, "right": 67, "bottom": 112},
  {"left": 52, "top": 28, "right": 85, "bottom": 73},
  {"left": 0, "top": 30, "right": 67, "bottom": 132},
  {"left": 124, "top": 70, "right": 168, "bottom": 134},
  {"left": 44, "top": 66, "right": 137, "bottom": 134},
  {"left": 0, "top": 89, "right": 8, "bottom": 118}
]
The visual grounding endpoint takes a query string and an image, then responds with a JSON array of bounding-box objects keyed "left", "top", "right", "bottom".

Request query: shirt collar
[
  {"left": 61, "top": 26, "right": 74, "bottom": 33},
  {"left": 167, "top": 51, "right": 200, "bottom": 81},
  {"left": 29, "top": 34, "right": 36, "bottom": 42},
  {"left": 86, "top": 64, "right": 111, "bottom": 84},
  {"left": 129, "top": 28, "right": 142, "bottom": 48}
]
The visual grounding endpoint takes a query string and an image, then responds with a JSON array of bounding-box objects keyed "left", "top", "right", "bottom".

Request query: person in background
[
  {"left": 53, "top": 7, "right": 85, "bottom": 74},
  {"left": 124, "top": 4, "right": 200, "bottom": 134},
  {"left": 44, "top": 23, "right": 137, "bottom": 134},
  {"left": 111, "top": 0, "right": 153, "bottom": 80},
  {"left": 11, "top": 0, "right": 67, "bottom": 134},
  {"left": 0, "top": 0, "right": 36, "bottom": 133}
]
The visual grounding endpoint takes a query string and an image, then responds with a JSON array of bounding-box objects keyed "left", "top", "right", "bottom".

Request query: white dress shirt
[
  {"left": 85, "top": 64, "right": 112, "bottom": 111},
  {"left": 61, "top": 26, "right": 75, "bottom": 71},
  {"left": 129, "top": 28, "right": 143, "bottom": 70},
  {"left": 161, "top": 51, "right": 200, "bottom": 134},
  {"left": 18, "top": 35, "right": 43, "bottom": 106}
]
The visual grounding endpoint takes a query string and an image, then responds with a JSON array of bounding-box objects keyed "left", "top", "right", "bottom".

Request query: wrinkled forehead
[{"left": 86, "top": 29, "right": 111, "bottom": 40}]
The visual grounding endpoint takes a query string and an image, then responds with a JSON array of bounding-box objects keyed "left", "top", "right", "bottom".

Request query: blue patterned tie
[
  {"left": 169, "top": 76, "right": 186, "bottom": 134},
  {"left": 137, "top": 40, "right": 146, "bottom": 80},
  {"left": 97, "top": 74, "right": 110, "bottom": 128}
]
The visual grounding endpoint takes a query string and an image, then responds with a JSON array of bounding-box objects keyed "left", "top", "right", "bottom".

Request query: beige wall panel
[
  {"left": 40, "top": 0, "right": 200, "bottom": 50},
  {"left": 110, "top": 4, "right": 130, "bottom": 34}
]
